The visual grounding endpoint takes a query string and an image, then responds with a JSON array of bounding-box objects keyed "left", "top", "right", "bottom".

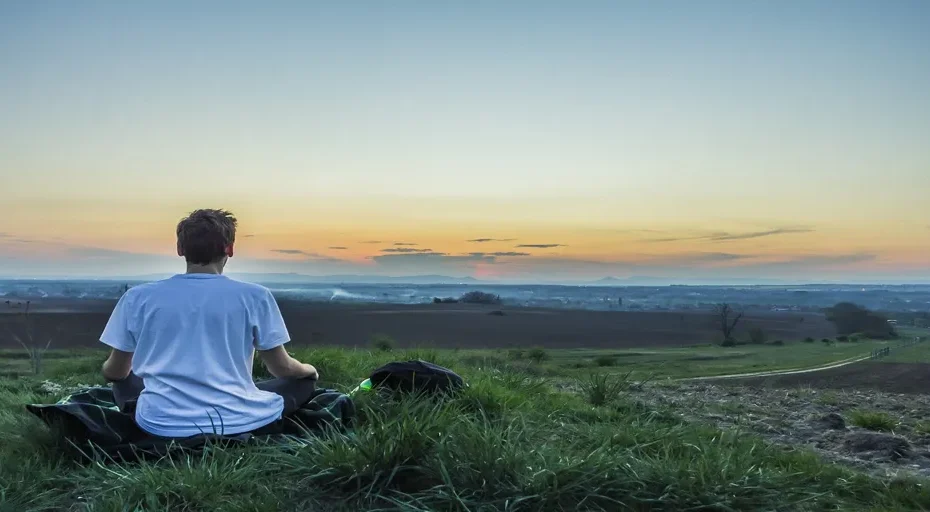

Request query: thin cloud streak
[
  {"left": 270, "top": 249, "right": 343, "bottom": 262},
  {"left": 516, "top": 244, "right": 565, "bottom": 249},
  {"left": 467, "top": 238, "right": 517, "bottom": 243},
  {"left": 710, "top": 228, "right": 815, "bottom": 241},
  {"left": 380, "top": 248, "right": 434, "bottom": 253},
  {"left": 469, "top": 251, "right": 530, "bottom": 257},
  {"left": 644, "top": 227, "right": 814, "bottom": 243}
]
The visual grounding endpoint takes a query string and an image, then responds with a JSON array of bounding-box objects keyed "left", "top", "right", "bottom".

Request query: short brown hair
[{"left": 176, "top": 209, "right": 237, "bottom": 265}]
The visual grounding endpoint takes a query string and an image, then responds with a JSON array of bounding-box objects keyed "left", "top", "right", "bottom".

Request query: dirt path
[{"left": 678, "top": 354, "right": 873, "bottom": 382}]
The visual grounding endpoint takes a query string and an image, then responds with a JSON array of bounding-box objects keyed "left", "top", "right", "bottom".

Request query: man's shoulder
[
  {"left": 222, "top": 278, "right": 274, "bottom": 298},
  {"left": 121, "top": 281, "right": 159, "bottom": 298}
]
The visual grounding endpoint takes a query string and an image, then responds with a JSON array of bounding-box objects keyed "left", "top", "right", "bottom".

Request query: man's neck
[{"left": 186, "top": 263, "right": 224, "bottom": 275}]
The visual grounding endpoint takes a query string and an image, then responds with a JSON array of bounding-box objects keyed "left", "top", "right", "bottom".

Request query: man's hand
[{"left": 258, "top": 345, "right": 319, "bottom": 380}]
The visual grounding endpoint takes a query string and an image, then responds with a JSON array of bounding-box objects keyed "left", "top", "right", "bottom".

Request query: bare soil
[
  {"left": 0, "top": 299, "right": 838, "bottom": 349},
  {"left": 725, "top": 362, "right": 930, "bottom": 395},
  {"left": 623, "top": 381, "right": 930, "bottom": 480}
]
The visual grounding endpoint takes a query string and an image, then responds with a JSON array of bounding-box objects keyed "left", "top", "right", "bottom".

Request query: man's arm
[
  {"left": 258, "top": 346, "right": 318, "bottom": 380},
  {"left": 253, "top": 289, "right": 318, "bottom": 380},
  {"left": 102, "top": 349, "right": 133, "bottom": 382},
  {"left": 99, "top": 291, "right": 137, "bottom": 381}
]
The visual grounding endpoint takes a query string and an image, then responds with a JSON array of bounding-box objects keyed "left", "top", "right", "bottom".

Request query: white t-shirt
[{"left": 100, "top": 273, "right": 290, "bottom": 438}]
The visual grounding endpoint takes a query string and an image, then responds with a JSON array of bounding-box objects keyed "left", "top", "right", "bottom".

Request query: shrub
[
  {"left": 507, "top": 349, "right": 525, "bottom": 360},
  {"left": 821, "top": 338, "right": 832, "bottom": 345},
  {"left": 371, "top": 334, "right": 395, "bottom": 352},
  {"left": 594, "top": 355, "right": 616, "bottom": 367},
  {"left": 579, "top": 372, "right": 631, "bottom": 406},
  {"left": 849, "top": 410, "right": 899, "bottom": 432},
  {"left": 836, "top": 335, "right": 849, "bottom": 342},
  {"left": 803, "top": 337, "right": 815, "bottom": 343},
  {"left": 460, "top": 291, "right": 502, "bottom": 305},
  {"left": 432, "top": 297, "right": 442, "bottom": 304},
  {"left": 769, "top": 340, "right": 784, "bottom": 346},
  {"left": 527, "top": 347, "right": 549, "bottom": 363},
  {"left": 748, "top": 327, "right": 767, "bottom": 345},
  {"left": 721, "top": 338, "right": 737, "bottom": 347}
]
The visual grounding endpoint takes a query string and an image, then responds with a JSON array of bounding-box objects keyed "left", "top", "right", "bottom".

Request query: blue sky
[{"left": 1, "top": 1, "right": 928, "bottom": 281}]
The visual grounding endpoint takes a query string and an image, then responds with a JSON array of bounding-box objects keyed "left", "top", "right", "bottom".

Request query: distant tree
[
  {"left": 824, "top": 302, "right": 897, "bottom": 339},
  {"left": 714, "top": 303, "right": 744, "bottom": 345},
  {"left": 749, "top": 327, "right": 767, "bottom": 345}
]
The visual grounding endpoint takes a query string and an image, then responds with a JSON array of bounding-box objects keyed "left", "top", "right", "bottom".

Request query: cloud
[
  {"left": 468, "top": 252, "right": 530, "bottom": 257},
  {"left": 372, "top": 252, "right": 494, "bottom": 266},
  {"left": 761, "top": 253, "right": 877, "bottom": 267},
  {"left": 393, "top": 242, "right": 418, "bottom": 246},
  {"left": 467, "top": 238, "right": 516, "bottom": 243},
  {"left": 360, "top": 240, "right": 383, "bottom": 244},
  {"left": 67, "top": 247, "right": 148, "bottom": 258},
  {"left": 270, "top": 249, "right": 343, "bottom": 262},
  {"left": 644, "top": 228, "right": 814, "bottom": 243},
  {"left": 709, "top": 228, "right": 815, "bottom": 241},
  {"left": 328, "top": 246, "right": 348, "bottom": 250},
  {"left": 515, "top": 244, "right": 566, "bottom": 249},
  {"left": 671, "top": 252, "right": 750, "bottom": 263},
  {"left": 0, "top": 233, "right": 9, "bottom": 238},
  {"left": 380, "top": 248, "right": 434, "bottom": 253},
  {"left": 242, "top": 234, "right": 256, "bottom": 238}
]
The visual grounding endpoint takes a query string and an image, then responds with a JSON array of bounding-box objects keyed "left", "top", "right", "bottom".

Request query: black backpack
[{"left": 369, "top": 360, "right": 465, "bottom": 394}]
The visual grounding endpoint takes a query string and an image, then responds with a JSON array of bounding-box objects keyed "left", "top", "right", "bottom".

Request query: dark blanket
[{"left": 26, "top": 386, "right": 355, "bottom": 462}]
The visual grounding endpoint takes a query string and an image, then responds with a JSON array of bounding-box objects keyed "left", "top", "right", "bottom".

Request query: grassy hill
[{"left": 2, "top": 346, "right": 929, "bottom": 510}]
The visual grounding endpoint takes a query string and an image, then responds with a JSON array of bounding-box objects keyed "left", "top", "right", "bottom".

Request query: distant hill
[
  {"left": 225, "top": 273, "right": 483, "bottom": 285},
  {"left": 591, "top": 276, "right": 671, "bottom": 286}
]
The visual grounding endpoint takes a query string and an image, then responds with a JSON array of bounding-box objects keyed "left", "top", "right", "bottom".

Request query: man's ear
[
  {"left": 225, "top": 243, "right": 235, "bottom": 258},
  {"left": 177, "top": 242, "right": 184, "bottom": 258}
]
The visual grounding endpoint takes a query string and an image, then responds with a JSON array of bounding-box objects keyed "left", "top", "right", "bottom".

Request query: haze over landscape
[{"left": 2, "top": 1, "right": 929, "bottom": 283}]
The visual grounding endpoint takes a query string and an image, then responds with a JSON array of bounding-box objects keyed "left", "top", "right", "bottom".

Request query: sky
[{"left": 1, "top": 1, "right": 928, "bottom": 283}]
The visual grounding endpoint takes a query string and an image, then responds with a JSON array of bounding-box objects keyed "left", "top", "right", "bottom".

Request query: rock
[
  {"left": 816, "top": 412, "right": 846, "bottom": 430},
  {"left": 843, "top": 432, "right": 912, "bottom": 460}
]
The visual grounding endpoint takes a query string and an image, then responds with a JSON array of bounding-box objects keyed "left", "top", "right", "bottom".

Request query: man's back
[{"left": 101, "top": 274, "right": 291, "bottom": 437}]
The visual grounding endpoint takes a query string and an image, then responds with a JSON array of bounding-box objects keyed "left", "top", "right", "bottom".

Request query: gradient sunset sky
[{"left": 1, "top": 1, "right": 928, "bottom": 282}]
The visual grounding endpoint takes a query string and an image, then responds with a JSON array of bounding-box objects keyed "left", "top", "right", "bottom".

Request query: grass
[
  {"left": 871, "top": 330, "right": 930, "bottom": 363},
  {"left": 2, "top": 346, "right": 929, "bottom": 510},
  {"left": 578, "top": 371, "right": 633, "bottom": 406},
  {"left": 537, "top": 339, "right": 894, "bottom": 380},
  {"left": 849, "top": 409, "right": 900, "bottom": 432}
]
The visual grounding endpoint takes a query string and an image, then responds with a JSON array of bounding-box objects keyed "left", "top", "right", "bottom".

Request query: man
[{"left": 99, "top": 209, "right": 319, "bottom": 438}]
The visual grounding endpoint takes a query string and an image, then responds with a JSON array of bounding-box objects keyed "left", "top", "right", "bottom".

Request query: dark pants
[{"left": 112, "top": 372, "right": 317, "bottom": 436}]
